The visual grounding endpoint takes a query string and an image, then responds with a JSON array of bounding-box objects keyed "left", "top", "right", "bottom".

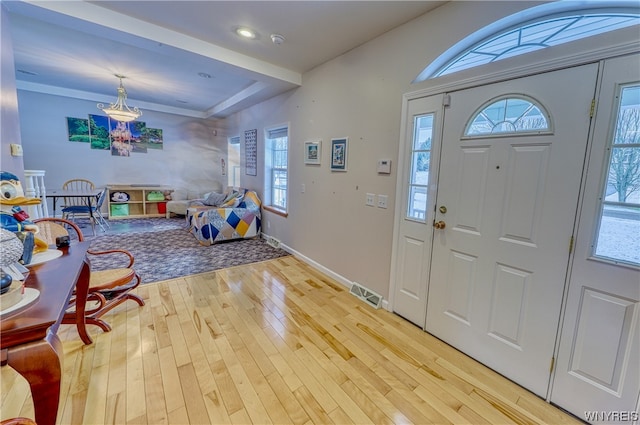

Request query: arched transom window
[
  {"left": 465, "top": 95, "right": 551, "bottom": 137},
  {"left": 416, "top": 3, "right": 640, "bottom": 81}
]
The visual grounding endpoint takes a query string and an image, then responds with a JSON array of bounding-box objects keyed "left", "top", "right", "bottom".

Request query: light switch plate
[
  {"left": 377, "top": 194, "right": 388, "bottom": 209},
  {"left": 10, "top": 144, "right": 23, "bottom": 157},
  {"left": 366, "top": 193, "right": 375, "bottom": 206}
]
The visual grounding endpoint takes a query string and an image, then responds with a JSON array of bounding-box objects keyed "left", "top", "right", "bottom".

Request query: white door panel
[
  {"left": 392, "top": 95, "right": 443, "bottom": 326},
  {"left": 427, "top": 64, "right": 599, "bottom": 397},
  {"left": 551, "top": 54, "right": 640, "bottom": 422}
]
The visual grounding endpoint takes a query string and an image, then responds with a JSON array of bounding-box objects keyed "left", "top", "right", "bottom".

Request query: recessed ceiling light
[
  {"left": 198, "top": 72, "right": 212, "bottom": 79},
  {"left": 235, "top": 27, "right": 256, "bottom": 39}
]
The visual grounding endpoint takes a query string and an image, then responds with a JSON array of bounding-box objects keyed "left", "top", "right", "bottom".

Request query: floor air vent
[
  {"left": 349, "top": 282, "right": 382, "bottom": 309},
  {"left": 264, "top": 235, "right": 281, "bottom": 248}
]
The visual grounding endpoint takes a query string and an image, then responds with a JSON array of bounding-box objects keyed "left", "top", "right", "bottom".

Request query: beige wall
[
  {"left": 16, "top": 89, "right": 227, "bottom": 215},
  {"left": 1, "top": 5, "right": 24, "bottom": 176},
  {"left": 223, "top": 1, "right": 541, "bottom": 299}
]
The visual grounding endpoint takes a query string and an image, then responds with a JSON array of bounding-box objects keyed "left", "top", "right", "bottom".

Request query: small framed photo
[
  {"left": 330, "top": 137, "right": 348, "bottom": 171},
  {"left": 304, "top": 140, "right": 322, "bottom": 165}
]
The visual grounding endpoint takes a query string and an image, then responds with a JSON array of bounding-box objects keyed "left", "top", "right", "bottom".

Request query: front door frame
[
  {"left": 389, "top": 24, "right": 638, "bottom": 401},
  {"left": 390, "top": 25, "right": 637, "bottom": 317}
]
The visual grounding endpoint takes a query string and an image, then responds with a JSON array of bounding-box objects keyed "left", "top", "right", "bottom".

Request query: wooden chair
[
  {"left": 62, "top": 187, "right": 110, "bottom": 232},
  {"left": 34, "top": 218, "right": 145, "bottom": 344},
  {"left": 61, "top": 178, "right": 95, "bottom": 209}
]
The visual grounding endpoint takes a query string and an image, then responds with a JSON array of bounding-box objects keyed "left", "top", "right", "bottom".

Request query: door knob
[{"left": 433, "top": 220, "right": 446, "bottom": 229}]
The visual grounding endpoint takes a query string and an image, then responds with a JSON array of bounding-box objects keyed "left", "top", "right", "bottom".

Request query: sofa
[
  {"left": 187, "top": 189, "right": 261, "bottom": 245},
  {"left": 165, "top": 182, "right": 223, "bottom": 218}
]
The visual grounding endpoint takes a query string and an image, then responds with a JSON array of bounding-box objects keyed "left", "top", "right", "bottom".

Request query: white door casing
[
  {"left": 551, "top": 54, "right": 640, "bottom": 422},
  {"left": 425, "top": 64, "right": 599, "bottom": 397},
  {"left": 391, "top": 94, "right": 443, "bottom": 326}
]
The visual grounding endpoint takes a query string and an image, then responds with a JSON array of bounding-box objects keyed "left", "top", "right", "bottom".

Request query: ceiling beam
[{"left": 25, "top": 0, "right": 302, "bottom": 87}]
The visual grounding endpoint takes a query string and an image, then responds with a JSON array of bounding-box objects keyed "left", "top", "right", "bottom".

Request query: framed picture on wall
[
  {"left": 66, "top": 117, "right": 90, "bottom": 143},
  {"left": 304, "top": 140, "right": 322, "bottom": 165},
  {"left": 245, "top": 129, "right": 258, "bottom": 176},
  {"left": 330, "top": 137, "right": 348, "bottom": 171}
]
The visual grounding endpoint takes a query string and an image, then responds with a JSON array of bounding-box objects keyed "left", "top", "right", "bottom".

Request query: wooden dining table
[{"left": 0, "top": 241, "right": 91, "bottom": 425}]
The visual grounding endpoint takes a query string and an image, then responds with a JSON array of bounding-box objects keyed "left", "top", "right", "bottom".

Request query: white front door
[
  {"left": 391, "top": 95, "right": 442, "bottom": 326},
  {"left": 551, "top": 54, "right": 640, "bottom": 422},
  {"left": 426, "top": 64, "right": 599, "bottom": 397}
]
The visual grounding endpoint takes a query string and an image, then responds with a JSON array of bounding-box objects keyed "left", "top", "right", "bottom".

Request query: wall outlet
[
  {"left": 377, "top": 194, "right": 388, "bottom": 209},
  {"left": 366, "top": 193, "right": 375, "bottom": 206}
]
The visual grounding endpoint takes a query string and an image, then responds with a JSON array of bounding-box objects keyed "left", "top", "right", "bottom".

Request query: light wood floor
[{"left": 1, "top": 256, "right": 581, "bottom": 424}]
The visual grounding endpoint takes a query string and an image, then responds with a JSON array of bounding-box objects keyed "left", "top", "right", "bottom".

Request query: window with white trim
[
  {"left": 594, "top": 83, "right": 640, "bottom": 265},
  {"left": 465, "top": 95, "right": 551, "bottom": 137},
  {"left": 228, "top": 136, "right": 240, "bottom": 188},
  {"left": 265, "top": 126, "right": 288, "bottom": 212},
  {"left": 417, "top": 6, "right": 639, "bottom": 81},
  {"left": 407, "top": 114, "right": 433, "bottom": 221}
]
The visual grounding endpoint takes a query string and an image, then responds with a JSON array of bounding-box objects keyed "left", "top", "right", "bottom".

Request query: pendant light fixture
[{"left": 97, "top": 74, "right": 142, "bottom": 123}]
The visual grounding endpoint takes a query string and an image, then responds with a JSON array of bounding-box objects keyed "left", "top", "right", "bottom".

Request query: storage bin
[
  {"left": 110, "top": 204, "right": 129, "bottom": 217},
  {"left": 146, "top": 191, "right": 165, "bottom": 201},
  {"left": 157, "top": 202, "right": 166, "bottom": 214}
]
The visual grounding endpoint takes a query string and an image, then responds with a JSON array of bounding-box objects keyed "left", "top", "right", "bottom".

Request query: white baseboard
[{"left": 266, "top": 234, "right": 389, "bottom": 311}]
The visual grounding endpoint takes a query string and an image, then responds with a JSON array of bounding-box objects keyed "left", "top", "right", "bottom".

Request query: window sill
[{"left": 263, "top": 205, "right": 288, "bottom": 218}]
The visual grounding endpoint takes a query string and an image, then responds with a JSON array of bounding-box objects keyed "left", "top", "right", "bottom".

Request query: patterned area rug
[{"left": 88, "top": 218, "right": 290, "bottom": 284}]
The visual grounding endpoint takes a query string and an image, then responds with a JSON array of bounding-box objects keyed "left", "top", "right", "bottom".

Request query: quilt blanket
[{"left": 187, "top": 190, "right": 261, "bottom": 245}]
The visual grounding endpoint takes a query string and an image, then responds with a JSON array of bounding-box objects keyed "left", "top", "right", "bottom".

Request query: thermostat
[{"left": 377, "top": 159, "right": 391, "bottom": 174}]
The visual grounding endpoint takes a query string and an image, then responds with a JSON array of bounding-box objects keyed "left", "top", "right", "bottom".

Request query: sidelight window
[
  {"left": 406, "top": 114, "right": 433, "bottom": 221},
  {"left": 594, "top": 84, "right": 640, "bottom": 265}
]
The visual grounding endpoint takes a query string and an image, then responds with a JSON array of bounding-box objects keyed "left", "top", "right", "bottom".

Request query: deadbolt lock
[{"left": 439, "top": 206, "right": 447, "bottom": 214}]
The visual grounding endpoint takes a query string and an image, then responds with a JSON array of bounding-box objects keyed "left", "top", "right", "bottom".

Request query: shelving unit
[{"left": 107, "top": 185, "right": 172, "bottom": 219}]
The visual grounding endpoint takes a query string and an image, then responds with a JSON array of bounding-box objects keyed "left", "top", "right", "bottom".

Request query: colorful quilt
[{"left": 187, "top": 190, "right": 261, "bottom": 245}]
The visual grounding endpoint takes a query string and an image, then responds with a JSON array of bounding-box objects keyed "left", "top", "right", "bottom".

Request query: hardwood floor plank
[
  {"left": 385, "top": 388, "right": 447, "bottom": 424},
  {"left": 177, "top": 363, "right": 211, "bottom": 424},
  {"left": 516, "top": 394, "right": 582, "bottom": 424},
  {"left": 167, "top": 405, "right": 189, "bottom": 425},
  {"left": 0, "top": 257, "right": 581, "bottom": 425},
  {"left": 265, "top": 324, "right": 339, "bottom": 414},
  {"left": 339, "top": 379, "right": 396, "bottom": 425},
  {"left": 234, "top": 347, "right": 293, "bottom": 425},
  {"left": 262, "top": 330, "right": 304, "bottom": 391},
  {"left": 264, "top": 371, "right": 310, "bottom": 425},
  {"left": 213, "top": 332, "right": 273, "bottom": 424},
  {"left": 157, "top": 345, "right": 186, "bottom": 414},
  {"left": 0, "top": 368, "right": 31, "bottom": 420},
  {"left": 329, "top": 353, "right": 412, "bottom": 424},
  {"left": 293, "top": 385, "right": 334, "bottom": 425},
  {"left": 210, "top": 358, "right": 244, "bottom": 416},
  {"left": 105, "top": 392, "right": 126, "bottom": 425},
  {"left": 82, "top": 360, "right": 109, "bottom": 424},
  {"left": 126, "top": 305, "right": 147, "bottom": 422},
  {"left": 413, "top": 383, "right": 473, "bottom": 425},
  {"left": 139, "top": 295, "right": 169, "bottom": 425},
  {"left": 293, "top": 347, "right": 371, "bottom": 424}
]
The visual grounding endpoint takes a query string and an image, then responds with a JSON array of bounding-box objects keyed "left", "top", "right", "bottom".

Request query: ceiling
[{"left": 5, "top": 1, "right": 447, "bottom": 119}]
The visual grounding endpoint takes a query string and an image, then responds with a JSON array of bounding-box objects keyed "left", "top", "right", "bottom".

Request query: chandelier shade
[{"left": 98, "top": 75, "right": 142, "bottom": 123}]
